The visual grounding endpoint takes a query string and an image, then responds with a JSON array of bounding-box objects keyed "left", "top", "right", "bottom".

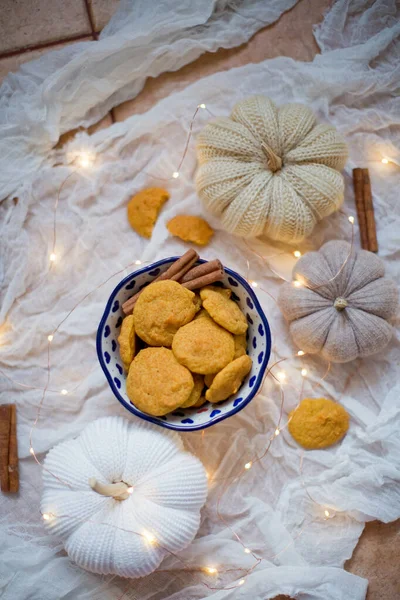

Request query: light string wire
[{"left": 1, "top": 102, "right": 357, "bottom": 597}]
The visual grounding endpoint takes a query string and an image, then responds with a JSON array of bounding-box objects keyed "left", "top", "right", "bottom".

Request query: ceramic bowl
[{"left": 97, "top": 258, "right": 271, "bottom": 431}]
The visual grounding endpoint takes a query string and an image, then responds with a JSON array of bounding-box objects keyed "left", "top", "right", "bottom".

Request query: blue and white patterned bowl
[{"left": 97, "top": 258, "right": 271, "bottom": 432}]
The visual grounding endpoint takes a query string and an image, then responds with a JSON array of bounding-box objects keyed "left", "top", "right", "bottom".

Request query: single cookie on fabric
[
  {"left": 167, "top": 215, "right": 214, "bottom": 246},
  {"left": 117, "top": 315, "right": 136, "bottom": 371},
  {"left": 127, "top": 187, "right": 169, "bottom": 238},
  {"left": 172, "top": 317, "right": 234, "bottom": 375},
  {"left": 134, "top": 280, "right": 196, "bottom": 347},
  {"left": 127, "top": 347, "right": 194, "bottom": 416},
  {"left": 181, "top": 374, "right": 204, "bottom": 408},
  {"left": 205, "top": 355, "right": 252, "bottom": 403},
  {"left": 233, "top": 333, "right": 247, "bottom": 359},
  {"left": 200, "top": 287, "right": 248, "bottom": 335},
  {"left": 288, "top": 398, "right": 349, "bottom": 449}
]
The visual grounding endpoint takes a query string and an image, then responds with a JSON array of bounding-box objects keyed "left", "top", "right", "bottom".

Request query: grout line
[
  {"left": 83, "top": 0, "right": 99, "bottom": 40},
  {"left": 0, "top": 34, "right": 94, "bottom": 60}
]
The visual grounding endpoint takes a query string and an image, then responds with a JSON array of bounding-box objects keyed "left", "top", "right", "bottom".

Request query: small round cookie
[
  {"left": 172, "top": 317, "right": 234, "bottom": 375},
  {"left": 118, "top": 315, "right": 136, "bottom": 371},
  {"left": 200, "top": 287, "right": 248, "bottom": 335},
  {"left": 205, "top": 355, "right": 252, "bottom": 403},
  {"left": 181, "top": 374, "right": 204, "bottom": 408},
  {"left": 193, "top": 395, "right": 207, "bottom": 408},
  {"left": 233, "top": 333, "right": 247, "bottom": 359},
  {"left": 167, "top": 215, "right": 214, "bottom": 246},
  {"left": 288, "top": 398, "right": 349, "bottom": 449},
  {"left": 127, "top": 188, "right": 169, "bottom": 239},
  {"left": 134, "top": 280, "right": 196, "bottom": 347},
  {"left": 200, "top": 285, "right": 231, "bottom": 299},
  {"left": 127, "top": 347, "right": 194, "bottom": 416}
]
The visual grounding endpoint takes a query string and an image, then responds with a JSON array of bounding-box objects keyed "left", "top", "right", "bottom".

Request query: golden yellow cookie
[
  {"left": 205, "top": 355, "right": 252, "bottom": 403},
  {"left": 127, "top": 347, "right": 194, "bottom": 416},
  {"left": 193, "top": 293, "right": 202, "bottom": 313},
  {"left": 193, "top": 395, "right": 207, "bottom": 408},
  {"left": 134, "top": 280, "right": 196, "bottom": 347},
  {"left": 204, "top": 373, "right": 216, "bottom": 388},
  {"left": 181, "top": 374, "right": 204, "bottom": 408},
  {"left": 233, "top": 333, "right": 247, "bottom": 359},
  {"left": 200, "top": 285, "right": 231, "bottom": 299},
  {"left": 288, "top": 398, "right": 349, "bottom": 450},
  {"left": 200, "top": 287, "right": 248, "bottom": 335},
  {"left": 127, "top": 187, "right": 169, "bottom": 238},
  {"left": 167, "top": 215, "right": 214, "bottom": 246},
  {"left": 194, "top": 309, "right": 209, "bottom": 320},
  {"left": 117, "top": 315, "right": 136, "bottom": 371},
  {"left": 172, "top": 317, "right": 234, "bottom": 374}
]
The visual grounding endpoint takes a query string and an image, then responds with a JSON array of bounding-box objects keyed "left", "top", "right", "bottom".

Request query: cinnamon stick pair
[
  {"left": 0, "top": 404, "right": 18, "bottom": 493},
  {"left": 352, "top": 168, "right": 378, "bottom": 252},
  {"left": 122, "top": 250, "right": 224, "bottom": 314}
]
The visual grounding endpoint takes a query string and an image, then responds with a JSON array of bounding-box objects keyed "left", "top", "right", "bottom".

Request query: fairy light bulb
[
  {"left": 172, "top": 171, "right": 180, "bottom": 179},
  {"left": 381, "top": 158, "right": 389, "bottom": 164},
  {"left": 198, "top": 103, "right": 206, "bottom": 109},
  {"left": 324, "top": 509, "right": 330, "bottom": 517},
  {"left": 49, "top": 253, "right": 56, "bottom": 262},
  {"left": 294, "top": 250, "right": 301, "bottom": 258},
  {"left": 127, "top": 486, "right": 134, "bottom": 494},
  {"left": 274, "top": 428, "right": 280, "bottom": 436},
  {"left": 134, "top": 260, "right": 142, "bottom": 265},
  {"left": 47, "top": 334, "right": 54, "bottom": 342},
  {"left": 244, "top": 548, "right": 251, "bottom": 554},
  {"left": 29, "top": 447, "right": 34, "bottom": 455},
  {"left": 205, "top": 567, "right": 218, "bottom": 575},
  {"left": 244, "top": 461, "right": 252, "bottom": 470},
  {"left": 297, "top": 350, "right": 305, "bottom": 356},
  {"left": 276, "top": 371, "right": 286, "bottom": 383},
  {"left": 293, "top": 280, "right": 302, "bottom": 288},
  {"left": 143, "top": 530, "right": 157, "bottom": 545},
  {"left": 250, "top": 280, "right": 258, "bottom": 288},
  {"left": 60, "top": 389, "right": 68, "bottom": 396},
  {"left": 301, "top": 368, "right": 307, "bottom": 377},
  {"left": 42, "top": 513, "right": 52, "bottom": 521},
  {"left": 348, "top": 215, "right": 355, "bottom": 224},
  {"left": 239, "top": 579, "right": 245, "bottom": 586}
]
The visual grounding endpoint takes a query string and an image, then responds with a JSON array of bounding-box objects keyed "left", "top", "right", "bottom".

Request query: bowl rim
[{"left": 97, "top": 257, "right": 272, "bottom": 432}]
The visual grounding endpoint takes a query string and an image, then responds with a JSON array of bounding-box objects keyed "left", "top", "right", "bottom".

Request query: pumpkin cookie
[
  {"left": 233, "top": 333, "right": 247, "bottom": 359},
  {"left": 193, "top": 395, "right": 207, "bottom": 408},
  {"left": 127, "top": 188, "right": 169, "bottom": 239},
  {"left": 134, "top": 280, "right": 196, "bottom": 347},
  {"left": 193, "top": 293, "right": 202, "bottom": 313},
  {"left": 181, "top": 374, "right": 204, "bottom": 408},
  {"left": 205, "top": 355, "right": 252, "bottom": 403},
  {"left": 167, "top": 215, "right": 214, "bottom": 246},
  {"left": 127, "top": 347, "right": 194, "bottom": 416},
  {"left": 204, "top": 373, "right": 216, "bottom": 388},
  {"left": 200, "top": 287, "right": 248, "bottom": 335},
  {"left": 172, "top": 317, "right": 234, "bottom": 374},
  {"left": 117, "top": 315, "right": 136, "bottom": 371},
  {"left": 288, "top": 398, "right": 349, "bottom": 449},
  {"left": 201, "top": 285, "right": 231, "bottom": 299}
]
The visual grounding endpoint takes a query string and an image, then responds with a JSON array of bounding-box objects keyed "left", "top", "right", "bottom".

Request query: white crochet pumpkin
[
  {"left": 278, "top": 241, "right": 398, "bottom": 362},
  {"left": 41, "top": 417, "right": 207, "bottom": 578},
  {"left": 196, "top": 96, "right": 348, "bottom": 242}
]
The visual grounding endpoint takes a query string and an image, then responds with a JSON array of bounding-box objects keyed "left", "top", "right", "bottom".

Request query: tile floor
[{"left": 1, "top": 1, "right": 399, "bottom": 598}]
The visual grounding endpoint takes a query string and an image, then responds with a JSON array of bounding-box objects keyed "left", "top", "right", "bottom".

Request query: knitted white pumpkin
[
  {"left": 196, "top": 96, "right": 348, "bottom": 242},
  {"left": 278, "top": 241, "right": 398, "bottom": 363},
  {"left": 41, "top": 417, "right": 207, "bottom": 578}
]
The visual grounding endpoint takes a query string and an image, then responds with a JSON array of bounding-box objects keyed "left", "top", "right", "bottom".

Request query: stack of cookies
[{"left": 118, "top": 277, "right": 252, "bottom": 417}]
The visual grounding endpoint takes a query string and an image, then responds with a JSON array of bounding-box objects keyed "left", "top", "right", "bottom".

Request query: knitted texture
[
  {"left": 196, "top": 96, "right": 348, "bottom": 242},
  {"left": 41, "top": 416, "right": 208, "bottom": 578},
  {"left": 278, "top": 241, "right": 399, "bottom": 362}
]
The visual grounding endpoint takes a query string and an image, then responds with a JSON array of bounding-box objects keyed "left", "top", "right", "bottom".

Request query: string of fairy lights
[{"left": 2, "top": 100, "right": 391, "bottom": 597}]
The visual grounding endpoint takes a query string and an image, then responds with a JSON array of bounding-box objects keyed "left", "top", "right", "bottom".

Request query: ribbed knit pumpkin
[
  {"left": 41, "top": 417, "right": 207, "bottom": 578},
  {"left": 196, "top": 96, "right": 348, "bottom": 242},
  {"left": 278, "top": 241, "right": 398, "bottom": 363}
]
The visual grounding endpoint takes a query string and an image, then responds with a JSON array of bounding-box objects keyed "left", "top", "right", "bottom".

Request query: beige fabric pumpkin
[
  {"left": 196, "top": 96, "right": 348, "bottom": 242},
  {"left": 278, "top": 241, "right": 398, "bottom": 363}
]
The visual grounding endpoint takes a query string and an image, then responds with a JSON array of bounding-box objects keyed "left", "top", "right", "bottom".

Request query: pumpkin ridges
[
  {"left": 197, "top": 117, "right": 264, "bottom": 162},
  {"left": 231, "top": 95, "right": 282, "bottom": 156},
  {"left": 321, "top": 311, "right": 359, "bottom": 363},
  {"left": 345, "top": 308, "right": 394, "bottom": 357},
  {"left": 279, "top": 284, "right": 332, "bottom": 321},
  {"left": 347, "top": 278, "right": 399, "bottom": 319},
  {"left": 290, "top": 307, "right": 337, "bottom": 354},
  {"left": 277, "top": 103, "right": 316, "bottom": 154},
  {"left": 285, "top": 123, "right": 348, "bottom": 170},
  {"left": 342, "top": 248, "right": 385, "bottom": 297}
]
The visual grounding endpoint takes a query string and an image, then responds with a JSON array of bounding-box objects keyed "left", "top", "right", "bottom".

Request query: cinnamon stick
[
  {"left": 8, "top": 404, "right": 18, "bottom": 493},
  {"left": 181, "top": 267, "right": 225, "bottom": 291},
  {"left": 0, "top": 405, "right": 11, "bottom": 493},
  {"left": 122, "top": 249, "right": 199, "bottom": 314},
  {"left": 362, "top": 168, "right": 378, "bottom": 253},
  {"left": 180, "top": 259, "right": 223, "bottom": 284},
  {"left": 353, "top": 168, "right": 369, "bottom": 250}
]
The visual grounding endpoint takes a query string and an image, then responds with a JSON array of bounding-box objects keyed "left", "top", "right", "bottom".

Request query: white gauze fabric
[
  {"left": 1, "top": 1, "right": 400, "bottom": 599},
  {"left": 0, "top": 0, "right": 298, "bottom": 201}
]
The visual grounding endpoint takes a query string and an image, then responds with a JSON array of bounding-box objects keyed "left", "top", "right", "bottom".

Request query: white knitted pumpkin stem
[
  {"left": 334, "top": 297, "right": 348, "bottom": 311},
  {"left": 261, "top": 141, "right": 282, "bottom": 172},
  {"left": 89, "top": 477, "right": 131, "bottom": 501}
]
